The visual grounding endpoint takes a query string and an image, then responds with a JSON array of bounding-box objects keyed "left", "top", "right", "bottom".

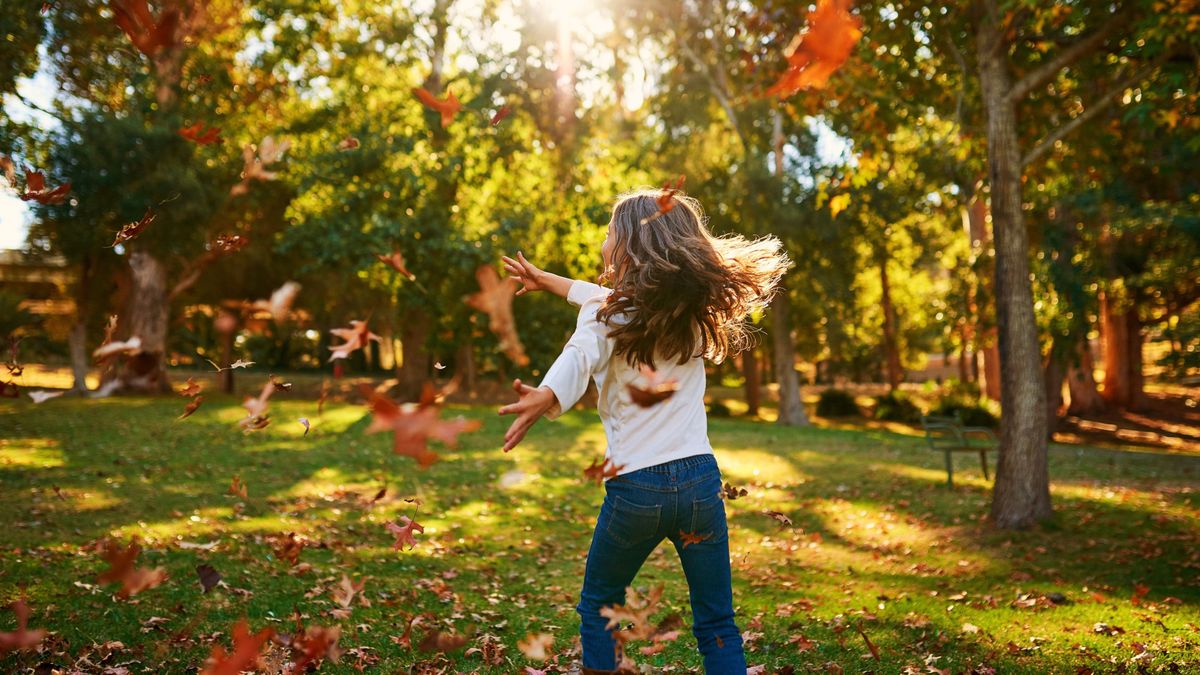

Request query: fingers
[{"left": 511, "top": 378, "right": 523, "bottom": 393}]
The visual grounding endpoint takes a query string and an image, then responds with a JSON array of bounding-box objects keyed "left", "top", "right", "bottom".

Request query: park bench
[{"left": 919, "top": 414, "right": 997, "bottom": 489}]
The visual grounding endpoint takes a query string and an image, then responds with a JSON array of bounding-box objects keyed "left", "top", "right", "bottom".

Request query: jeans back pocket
[
  {"left": 688, "top": 491, "right": 729, "bottom": 544},
  {"left": 604, "top": 493, "right": 662, "bottom": 548}
]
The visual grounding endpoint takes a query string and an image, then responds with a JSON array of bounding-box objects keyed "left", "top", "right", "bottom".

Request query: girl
[{"left": 498, "top": 189, "right": 789, "bottom": 673}]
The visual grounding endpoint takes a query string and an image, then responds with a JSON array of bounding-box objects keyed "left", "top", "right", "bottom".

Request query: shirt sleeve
[
  {"left": 566, "top": 279, "right": 609, "bottom": 306},
  {"left": 538, "top": 294, "right": 613, "bottom": 420}
]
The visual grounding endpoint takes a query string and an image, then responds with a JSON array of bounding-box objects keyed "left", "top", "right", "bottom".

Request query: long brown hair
[{"left": 596, "top": 189, "right": 790, "bottom": 367}]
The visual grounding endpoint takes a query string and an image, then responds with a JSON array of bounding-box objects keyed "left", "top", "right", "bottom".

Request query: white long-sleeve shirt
[{"left": 539, "top": 280, "right": 713, "bottom": 476}]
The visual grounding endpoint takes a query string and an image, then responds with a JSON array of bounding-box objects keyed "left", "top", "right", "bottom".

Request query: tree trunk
[
  {"left": 397, "top": 307, "right": 432, "bottom": 401},
  {"left": 1066, "top": 339, "right": 1105, "bottom": 414},
  {"left": 118, "top": 249, "right": 172, "bottom": 394},
  {"left": 1043, "top": 347, "right": 1066, "bottom": 439},
  {"left": 977, "top": 8, "right": 1052, "bottom": 528},
  {"left": 1100, "top": 289, "right": 1147, "bottom": 410},
  {"left": 742, "top": 345, "right": 760, "bottom": 416},
  {"left": 772, "top": 290, "right": 809, "bottom": 426},
  {"left": 962, "top": 192, "right": 1002, "bottom": 401},
  {"left": 879, "top": 252, "right": 903, "bottom": 391},
  {"left": 68, "top": 321, "right": 89, "bottom": 393}
]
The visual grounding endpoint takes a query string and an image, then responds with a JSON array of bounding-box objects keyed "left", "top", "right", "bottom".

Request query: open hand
[
  {"left": 501, "top": 251, "right": 547, "bottom": 296},
  {"left": 497, "top": 378, "right": 558, "bottom": 452}
]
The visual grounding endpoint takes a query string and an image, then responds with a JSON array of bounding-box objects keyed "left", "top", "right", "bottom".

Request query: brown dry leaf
[
  {"left": 626, "top": 365, "right": 680, "bottom": 407},
  {"left": 362, "top": 382, "right": 482, "bottom": 468},
  {"left": 466, "top": 265, "right": 529, "bottom": 366},
  {"left": 328, "top": 320, "right": 382, "bottom": 362},
  {"left": 96, "top": 538, "right": 167, "bottom": 598},
  {"left": 583, "top": 456, "right": 625, "bottom": 485},
  {"left": 0, "top": 600, "right": 47, "bottom": 655},
  {"left": 517, "top": 633, "right": 554, "bottom": 661},
  {"left": 200, "top": 619, "right": 274, "bottom": 675}
]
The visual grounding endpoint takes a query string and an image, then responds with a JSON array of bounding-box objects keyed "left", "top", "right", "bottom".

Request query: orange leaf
[
  {"left": 412, "top": 87, "right": 462, "bottom": 128},
  {"left": 767, "top": 0, "right": 863, "bottom": 97}
]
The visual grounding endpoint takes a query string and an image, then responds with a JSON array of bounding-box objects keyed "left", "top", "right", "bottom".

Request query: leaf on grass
[
  {"left": 626, "top": 365, "right": 680, "bottom": 407},
  {"left": 228, "top": 475, "right": 248, "bottom": 499},
  {"left": 96, "top": 538, "right": 167, "bottom": 598},
  {"left": 412, "top": 87, "right": 462, "bottom": 128},
  {"left": 196, "top": 564, "right": 221, "bottom": 593},
  {"left": 386, "top": 516, "right": 425, "bottom": 551},
  {"left": 766, "top": 0, "right": 863, "bottom": 97},
  {"left": 199, "top": 619, "right": 274, "bottom": 675},
  {"left": 418, "top": 629, "right": 468, "bottom": 653},
  {"left": 328, "top": 320, "right": 382, "bottom": 362},
  {"left": 0, "top": 600, "right": 46, "bottom": 656},
  {"left": 19, "top": 170, "right": 71, "bottom": 205},
  {"left": 273, "top": 533, "right": 304, "bottom": 566},
  {"left": 466, "top": 265, "right": 529, "bottom": 366}
]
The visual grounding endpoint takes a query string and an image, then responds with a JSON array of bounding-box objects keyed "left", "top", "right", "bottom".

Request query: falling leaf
[
  {"left": 639, "top": 175, "right": 686, "bottom": 225},
  {"left": 854, "top": 622, "right": 880, "bottom": 660},
  {"left": 764, "top": 510, "right": 794, "bottom": 527},
  {"left": 362, "top": 383, "right": 482, "bottom": 467},
  {"left": 212, "top": 233, "right": 248, "bottom": 253},
  {"left": 721, "top": 482, "right": 748, "bottom": 500},
  {"left": 330, "top": 574, "right": 365, "bottom": 612},
  {"left": 679, "top": 530, "right": 713, "bottom": 548},
  {"left": 517, "top": 633, "right": 554, "bottom": 661},
  {"left": 600, "top": 585, "right": 665, "bottom": 646},
  {"left": 466, "top": 265, "right": 529, "bottom": 366},
  {"left": 336, "top": 136, "right": 360, "bottom": 151},
  {"left": 299, "top": 418, "right": 310, "bottom": 436},
  {"left": 199, "top": 619, "right": 274, "bottom": 675},
  {"left": 109, "top": 0, "right": 181, "bottom": 58},
  {"left": 288, "top": 621, "right": 341, "bottom": 671},
  {"left": 583, "top": 456, "right": 625, "bottom": 485},
  {"left": 96, "top": 538, "right": 167, "bottom": 598},
  {"left": 196, "top": 564, "right": 221, "bottom": 593},
  {"left": 179, "top": 121, "right": 223, "bottom": 145},
  {"left": 829, "top": 193, "right": 851, "bottom": 218},
  {"left": 412, "top": 87, "right": 462, "bottom": 127},
  {"left": 240, "top": 379, "right": 275, "bottom": 431},
  {"left": 112, "top": 208, "right": 155, "bottom": 247},
  {"left": 434, "top": 361, "right": 446, "bottom": 370},
  {"left": 228, "top": 475, "right": 248, "bottom": 499},
  {"left": 28, "top": 390, "right": 65, "bottom": 404},
  {"left": 179, "top": 395, "right": 203, "bottom": 419},
  {"left": 19, "top": 170, "right": 71, "bottom": 205},
  {"left": 418, "top": 629, "right": 468, "bottom": 653},
  {"left": 229, "top": 136, "right": 290, "bottom": 196},
  {"left": 767, "top": 0, "right": 863, "bottom": 97},
  {"left": 268, "top": 374, "right": 292, "bottom": 391},
  {"left": 386, "top": 516, "right": 425, "bottom": 551},
  {"left": 490, "top": 106, "right": 512, "bottom": 127},
  {"left": 626, "top": 365, "right": 681, "bottom": 407},
  {"left": 376, "top": 251, "right": 417, "bottom": 281},
  {"left": 0, "top": 600, "right": 47, "bottom": 656},
  {"left": 93, "top": 336, "right": 142, "bottom": 361},
  {"left": 178, "top": 377, "right": 202, "bottom": 397},
  {"left": 328, "top": 320, "right": 382, "bottom": 362},
  {"left": 247, "top": 282, "right": 300, "bottom": 324}
]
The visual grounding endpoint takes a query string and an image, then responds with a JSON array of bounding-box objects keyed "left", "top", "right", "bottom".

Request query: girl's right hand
[{"left": 502, "top": 251, "right": 546, "bottom": 296}]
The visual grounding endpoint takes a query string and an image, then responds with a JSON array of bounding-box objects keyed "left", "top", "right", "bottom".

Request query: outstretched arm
[{"left": 502, "top": 252, "right": 573, "bottom": 299}]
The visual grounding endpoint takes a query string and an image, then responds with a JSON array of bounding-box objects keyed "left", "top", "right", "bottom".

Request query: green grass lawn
[{"left": 1, "top": 394, "right": 1198, "bottom": 673}]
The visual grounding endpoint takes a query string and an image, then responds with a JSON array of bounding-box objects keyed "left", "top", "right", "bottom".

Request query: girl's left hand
[{"left": 498, "top": 378, "right": 558, "bottom": 452}]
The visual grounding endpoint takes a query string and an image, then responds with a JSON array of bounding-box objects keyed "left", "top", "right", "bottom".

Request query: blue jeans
[{"left": 576, "top": 453, "right": 746, "bottom": 673}]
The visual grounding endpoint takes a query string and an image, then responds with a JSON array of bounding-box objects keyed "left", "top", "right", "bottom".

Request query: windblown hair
[{"left": 596, "top": 189, "right": 791, "bottom": 367}]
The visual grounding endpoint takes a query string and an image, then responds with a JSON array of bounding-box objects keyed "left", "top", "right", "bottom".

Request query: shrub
[
  {"left": 873, "top": 390, "right": 922, "bottom": 423},
  {"left": 706, "top": 399, "right": 733, "bottom": 418},
  {"left": 816, "top": 388, "right": 860, "bottom": 417},
  {"left": 930, "top": 396, "right": 998, "bottom": 428}
]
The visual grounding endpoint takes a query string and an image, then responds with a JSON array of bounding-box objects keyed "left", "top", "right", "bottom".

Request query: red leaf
[
  {"left": 288, "top": 621, "right": 341, "bottom": 671},
  {"left": 626, "top": 365, "right": 681, "bottom": 407},
  {"left": 361, "top": 383, "right": 482, "bottom": 467},
  {"left": 273, "top": 532, "right": 304, "bottom": 566},
  {"left": 0, "top": 600, "right": 46, "bottom": 656},
  {"left": 178, "top": 377, "right": 202, "bottom": 397},
  {"left": 490, "top": 106, "right": 512, "bottom": 127},
  {"left": 466, "top": 265, "right": 529, "bottom": 366},
  {"left": 386, "top": 516, "right": 425, "bottom": 550},
  {"left": 377, "top": 251, "right": 417, "bottom": 280},
  {"left": 19, "top": 170, "right": 71, "bottom": 205},
  {"left": 178, "top": 121, "right": 223, "bottom": 145},
  {"left": 639, "top": 175, "right": 686, "bottom": 225},
  {"left": 110, "top": 0, "right": 181, "bottom": 58},
  {"left": 200, "top": 619, "right": 274, "bottom": 675},
  {"left": 227, "top": 475, "right": 248, "bottom": 499},
  {"left": 96, "top": 538, "right": 167, "bottom": 598},
  {"left": 766, "top": 0, "right": 863, "bottom": 97},
  {"left": 179, "top": 395, "right": 203, "bottom": 419},
  {"left": 412, "top": 87, "right": 462, "bottom": 128},
  {"left": 679, "top": 530, "right": 712, "bottom": 548},
  {"left": 112, "top": 207, "right": 155, "bottom": 247},
  {"left": 583, "top": 456, "right": 625, "bottom": 485},
  {"left": 336, "top": 136, "right": 360, "bottom": 151},
  {"left": 328, "top": 320, "right": 382, "bottom": 362}
]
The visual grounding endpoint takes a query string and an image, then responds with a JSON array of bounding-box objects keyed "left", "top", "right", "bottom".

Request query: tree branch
[
  {"left": 168, "top": 249, "right": 223, "bottom": 301},
  {"left": 7, "top": 90, "right": 73, "bottom": 127},
  {"left": 1022, "top": 60, "right": 1163, "bottom": 168},
  {"left": 1008, "top": 11, "right": 1128, "bottom": 103}
]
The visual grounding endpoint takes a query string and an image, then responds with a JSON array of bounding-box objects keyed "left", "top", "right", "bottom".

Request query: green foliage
[
  {"left": 0, "top": 290, "right": 37, "bottom": 339},
  {"left": 873, "top": 389, "right": 922, "bottom": 423},
  {"left": 816, "top": 388, "right": 860, "bottom": 417},
  {"left": 931, "top": 394, "right": 999, "bottom": 429}
]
